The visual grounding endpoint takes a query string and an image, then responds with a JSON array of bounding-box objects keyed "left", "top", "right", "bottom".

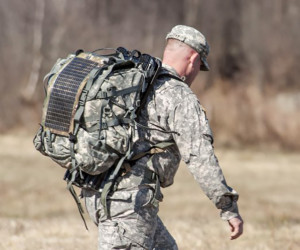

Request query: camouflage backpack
[{"left": 33, "top": 47, "right": 161, "bottom": 196}]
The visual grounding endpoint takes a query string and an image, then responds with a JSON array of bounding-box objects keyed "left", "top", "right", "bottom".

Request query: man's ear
[{"left": 189, "top": 51, "right": 199, "bottom": 65}]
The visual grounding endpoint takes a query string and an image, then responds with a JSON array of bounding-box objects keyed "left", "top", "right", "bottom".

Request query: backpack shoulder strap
[
  {"left": 135, "top": 58, "right": 162, "bottom": 116},
  {"left": 157, "top": 67, "right": 183, "bottom": 82}
]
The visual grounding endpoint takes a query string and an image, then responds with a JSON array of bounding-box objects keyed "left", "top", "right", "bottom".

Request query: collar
[{"left": 161, "top": 64, "right": 186, "bottom": 82}]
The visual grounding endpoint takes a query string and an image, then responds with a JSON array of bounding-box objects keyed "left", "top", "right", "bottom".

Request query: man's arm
[{"left": 169, "top": 92, "right": 243, "bottom": 239}]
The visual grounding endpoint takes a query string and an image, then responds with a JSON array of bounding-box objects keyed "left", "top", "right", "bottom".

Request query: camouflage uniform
[{"left": 82, "top": 25, "right": 239, "bottom": 249}]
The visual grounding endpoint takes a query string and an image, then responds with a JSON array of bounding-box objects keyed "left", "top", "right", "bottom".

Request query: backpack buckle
[
  {"left": 101, "top": 122, "right": 108, "bottom": 130},
  {"left": 69, "top": 133, "right": 77, "bottom": 143}
]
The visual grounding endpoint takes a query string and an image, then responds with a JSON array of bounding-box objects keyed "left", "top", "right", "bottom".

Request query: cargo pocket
[
  {"left": 134, "top": 187, "right": 159, "bottom": 248},
  {"left": 114, "top": 220, "right": 154, "bottom": 249},
  {"left": 101, "top": 188, "right": 157, "bottom": 249},
  {"left": 135, "top": 186, "right": 156, "bottom": 208},
  {"left": 98, "top": 221, "right": 134, "bottom": 249}
]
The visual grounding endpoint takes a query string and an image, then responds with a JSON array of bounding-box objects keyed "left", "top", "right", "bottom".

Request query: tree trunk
[{"left": 22, "top": 0, "right": 45, "bottom": 102}]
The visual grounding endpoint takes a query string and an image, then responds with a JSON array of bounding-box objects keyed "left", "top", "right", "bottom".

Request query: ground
[{"left": 0, "top": 133, "right": 299, "bottom": 250}]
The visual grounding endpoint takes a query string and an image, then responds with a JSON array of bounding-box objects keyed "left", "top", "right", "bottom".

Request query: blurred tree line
[{"left": 0, "top": 0, "right": 299, "bottom": 149}]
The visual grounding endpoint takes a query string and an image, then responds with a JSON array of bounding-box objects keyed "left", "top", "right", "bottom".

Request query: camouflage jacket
[{"left": 132, "top": 64, "right": 239, "bottom": 220}]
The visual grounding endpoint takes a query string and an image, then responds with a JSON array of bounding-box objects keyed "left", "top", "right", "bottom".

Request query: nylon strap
[
  {"left": 100, "top": 151, "right": 130, "bottom": 218},
  {"left": 45, "top": 130, "right": 53, "bottom": 152},
  {"left": 98, "top": 99, "right": 109, "bottom": 134},
  {"left": 134, "top": 121, "right": 180, "bottom": 135},
  {"left": 144, "top": 166, "right": 160, "bottom": 207},
  {"left": 96, "top": 85, "right": 140, "bottom": 99},
  {"left": 85, "top": 117, "right": 134, "bottom": 133},
  {"left": 69, "top": 66, "right": 101, "bottom": 173},
  {"left": 136, "top": 59, "right": 162, "bottom": 116},
  {"left": 130, "top": 141, "right": 174, "bottom": 161},
  {"left": 73, "top": 67, "right": 101, "bottom": 135},
  {"left": 67, "top": 184, "right": 89, "bottom": 230},
  {"left": 86, "top": 61, "right": 134, "bottom": 101},
  {"left": 156, "top": 71, "right": 183, "bottom": 82},
  {"left": 67, "top": 64, "right": 102, "bottom": 231}
]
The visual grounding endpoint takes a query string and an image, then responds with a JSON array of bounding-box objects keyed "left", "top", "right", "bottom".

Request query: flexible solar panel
[{"left": 44, "top": 57, "right": 98, "bottom": 133}]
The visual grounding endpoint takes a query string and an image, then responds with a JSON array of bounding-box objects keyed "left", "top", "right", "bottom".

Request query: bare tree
[
  {"left": 49, "top": 0, "right": 68, "bottom": 60},
  {"left": 0, "top": 0, "right": 299, "bottom": 148},
  {"left": 22, "top": 0, "right": 45, "bottom": 102}
]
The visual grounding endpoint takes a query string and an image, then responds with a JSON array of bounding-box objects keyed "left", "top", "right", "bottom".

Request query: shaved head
[
  {"left": 163, "top": 39, "right": 195, "bottom": 57},
  {"left": 162, "top": 39, "right": 200, "bottom": 85}
]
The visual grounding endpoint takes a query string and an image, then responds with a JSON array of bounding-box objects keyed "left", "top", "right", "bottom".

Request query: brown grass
[{"left": 1, "top": 133, "right": 300, "bottom": 250}]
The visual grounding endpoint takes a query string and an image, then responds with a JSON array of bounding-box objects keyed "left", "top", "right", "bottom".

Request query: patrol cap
[{"left": 166, "top": 25, "right": 210, "bottom": 71}]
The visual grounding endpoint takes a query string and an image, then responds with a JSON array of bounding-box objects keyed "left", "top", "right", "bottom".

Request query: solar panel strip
[{"left": 44, "top": 57, "right": 98, "bottom": 133}]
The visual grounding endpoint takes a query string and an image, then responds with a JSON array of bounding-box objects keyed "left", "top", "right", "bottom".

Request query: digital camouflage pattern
[
  {"left": 82, "top": 64, "right": 239, "bottom": 249},
  {"left": 34, "top": 52, "right": 147, "bottom": 175},
  {"left": 166, "top": 25, "right": 210, "bottom": 71},
  {"left": 133, "top": 64, "right": 239, "bottom": 220},
  {"left": 82, "top": 166, "right": 177, "bottom": 249}
]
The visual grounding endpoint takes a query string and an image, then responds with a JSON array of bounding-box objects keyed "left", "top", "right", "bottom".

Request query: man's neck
[{"left": 162, "top": 59, "right": 186, "bottom": 78}]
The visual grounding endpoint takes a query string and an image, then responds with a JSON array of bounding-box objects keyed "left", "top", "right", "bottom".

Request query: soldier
[{"left": 82, "top": 25, "right": 243, "bottom": 249}]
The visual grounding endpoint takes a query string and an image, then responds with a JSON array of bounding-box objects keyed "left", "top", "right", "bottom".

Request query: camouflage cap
[{"left": 166, "top": 25, "right": 210, "bottom": 71}]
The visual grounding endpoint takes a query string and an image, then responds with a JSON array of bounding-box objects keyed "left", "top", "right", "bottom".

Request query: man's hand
[{"left": 228, "top": 215, "right": 243, "bottom": 240}]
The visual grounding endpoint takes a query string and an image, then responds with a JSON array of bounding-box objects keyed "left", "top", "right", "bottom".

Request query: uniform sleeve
[{"left": 168, "top": 92, "right": 240, "bottom": 220}]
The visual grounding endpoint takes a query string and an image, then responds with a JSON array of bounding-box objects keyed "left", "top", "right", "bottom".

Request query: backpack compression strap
[{"left": 100, "top": 57, "right": 164, "bottom": 218}]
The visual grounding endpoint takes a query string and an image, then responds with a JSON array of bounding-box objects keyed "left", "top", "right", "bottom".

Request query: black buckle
[
  {"left": 69, "top": 133, "right": 77, "bottom": 143},
  {"left": 101, "top": 122, "right": 108, "bottom": 130}
]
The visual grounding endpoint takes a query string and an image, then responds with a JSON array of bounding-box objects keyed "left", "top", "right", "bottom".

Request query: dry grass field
[{"left": 0, "top": 133, "right": 299, "bottom": 250}]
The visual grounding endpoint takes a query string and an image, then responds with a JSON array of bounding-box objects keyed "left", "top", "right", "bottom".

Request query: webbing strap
[
  {"left": 45, "top": 130, "right": 53, "bottom": 152},
  {"left": 144, "top": 167, "right": 160, "bottom": 208},
  {"left": 136, "top": 59, "right": 161, "bottom": 116},
  {"left": 67, "top": 184, "right": 89, "bottom": 230},
  {"left": 69, "top": 66, "right": 102, "bottom": 173},
  {"left": 157, "top": 71, "right": 183, "bottom": 82},
  {"left": 87, "top": 62, "right": 129, "bottom": 101},
  {"left": 134, "top": 121, "right": 180, "bottom": 135},
  {"left": 96, "top": 85, "right": 140, "bottom": 99},
  {"left": 101, "top": 116, "right": 134, "bottom": 130},
  {"left": 100, "top": 153, "right": 129, "bottom": 218},
  {"left": 130, "top": 141, "right": 174, "bottom": 161},
  {"left": 84, "top": 117, "right": 134, "bottom": 133},
  {"left": 66, "top": 65, "right": 103, "bottom": 231},
  {"left": 73, "top": 67, "right": 101, "bottom": 135},
  {"left": 69, "top": 141, "right": 77, "bottom": 172},
  {"left": 98, "top": 99, "right": 109, "bottom": 135}
]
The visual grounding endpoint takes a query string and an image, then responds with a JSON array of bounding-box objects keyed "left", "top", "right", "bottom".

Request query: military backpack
[
  {"left": 33, "top": 48, "right": 162, "bottom": 226},
  {"left": 34, "top": 47, "right": 161, "bottom": 174}
]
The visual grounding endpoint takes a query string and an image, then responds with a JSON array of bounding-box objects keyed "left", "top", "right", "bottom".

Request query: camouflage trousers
[{"left": 81, "top": 168, "right": 178, "bottom": 250}]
